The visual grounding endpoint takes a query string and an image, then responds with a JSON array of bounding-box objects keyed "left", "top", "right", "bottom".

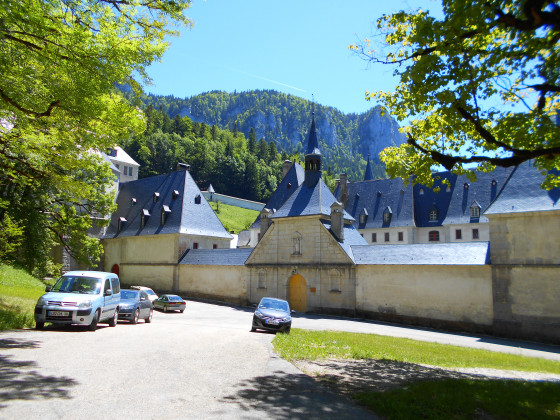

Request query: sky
[{"left": 145, "top": 0, "right": 441, "bottom": 115}]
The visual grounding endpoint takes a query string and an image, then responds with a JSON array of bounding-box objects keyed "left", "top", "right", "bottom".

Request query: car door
[
  {"left": 101, "top": 278, "right": 113, "bottom": 320},
  {"left": 139, "top": 291, "right": 150, "bottom": 317}
]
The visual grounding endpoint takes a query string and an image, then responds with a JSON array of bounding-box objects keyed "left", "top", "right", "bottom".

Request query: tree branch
[{"left": 0, "top": 88, "right": 60, "bottom": 118}]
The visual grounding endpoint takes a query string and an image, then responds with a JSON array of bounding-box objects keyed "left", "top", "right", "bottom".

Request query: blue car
[
  {"left": 251, "top": 297, "right": 294, "bottom": 334},
  {"left": 118, "top": 289, "right": 153, "bottom": 324}
]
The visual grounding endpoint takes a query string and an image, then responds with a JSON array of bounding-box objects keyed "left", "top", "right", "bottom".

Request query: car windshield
[
  {"left": 168, "top": 295, "right": 183, "bottom": 302},
  {"left": 121, "top": 290, "right": 139, "bottom": 300},
  {"left": 259, "top": 299, "right": 288, "bottom": 312},
  {"left": 51, "top": 276, "right": 101, "bottom": 294},
  {"left": 144, "top": 290, "right": 156, "bottom": 295}
]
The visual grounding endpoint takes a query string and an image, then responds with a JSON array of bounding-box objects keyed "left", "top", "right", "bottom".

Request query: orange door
[{"left": 288, "top": 274, "right": 307, "bottom": 312}]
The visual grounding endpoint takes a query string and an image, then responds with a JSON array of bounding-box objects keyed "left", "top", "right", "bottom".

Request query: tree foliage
[
  {"left": 0, "top": 0, "right": 191, "bottom": 275},
  {"left": 351, "top": 0, "right": 560, "bottom": 187}
]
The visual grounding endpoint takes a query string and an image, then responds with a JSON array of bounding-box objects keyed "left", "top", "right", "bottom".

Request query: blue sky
[{"left": 145, "top": 0, "right": 440, "bottom": 115}]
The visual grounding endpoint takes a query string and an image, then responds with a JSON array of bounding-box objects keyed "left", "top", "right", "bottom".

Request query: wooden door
[{"left": 288, "top": 274, "right": 307, "bottom": 312}]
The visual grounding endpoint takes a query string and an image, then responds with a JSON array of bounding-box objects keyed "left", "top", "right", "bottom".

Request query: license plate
[
  {"left": 267, "top": 319, "right": 279, "bottom": 325},
  {"left": 48, "top": 311, "right": 69, "bottom": 317}
]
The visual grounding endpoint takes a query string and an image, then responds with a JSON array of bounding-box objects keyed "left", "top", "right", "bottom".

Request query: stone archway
[{"left": 288, "top": 274, "right": 307, "bottom": 312}]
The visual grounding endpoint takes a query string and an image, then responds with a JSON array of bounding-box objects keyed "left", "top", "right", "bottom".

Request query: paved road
[
  {"left": 0, "top": 301, "right": 374, "bottom": 420},
  {"left": 2, "top": 300, "right": 560, "bottom": 420}
]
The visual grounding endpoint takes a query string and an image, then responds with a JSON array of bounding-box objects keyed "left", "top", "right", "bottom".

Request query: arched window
[
  {"left": 292, "top": 231, "right": 302, "bottom": 255},
  {"left": 329, "top": 269, "right": 342, "bottom": 292},
  {"left": 258, "top": 270, "right": 267, "bottom": 289},
  {"left": 429, "top": 230, "right": 440, "bottom": 241}
]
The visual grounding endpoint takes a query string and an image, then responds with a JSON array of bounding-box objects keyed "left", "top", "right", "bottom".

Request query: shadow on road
[
  {"left": 0, "top": 338, "right": 78, "bottom": 410},
  {"left": 220, "top": 370, "right": 375, "bottom": 419}
]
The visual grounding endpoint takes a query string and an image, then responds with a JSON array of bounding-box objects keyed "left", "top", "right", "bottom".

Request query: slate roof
[
  {"left": 103, "top": 170, "right": 232, "bottom": 239},
  {"left": 352, "top": 241, "right": 490, "bottom": 265},
  {"left": 250, "top": 162, "right": 305, "bottom": 229},
  {"left": 485, "top": 161, "right": 560, "bottom": 215},
  {"left": 412, "top": 167, "right": 514, "bottom": 227},
  {"left": 321, "top": 220, "right": 368, "bottom": 263},
  {"left": 364, "top": 155, "right": 374, "bottom": 181},
  {"left": 179, "top": 248, "right": 253, "bottom": 266},
  {"left": 271, "top": 178, "right": 354, "bottom": 221},
  {"left": 306, "top": 115, "right": 321, "bottom": 156},
  {"left": 338, "top": 177, "right": 415, "bottom": 228}
]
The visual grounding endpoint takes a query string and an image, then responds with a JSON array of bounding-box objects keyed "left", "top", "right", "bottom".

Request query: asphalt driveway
[{"left": 0, "top": 301, "right": 374, "bottom": 420}]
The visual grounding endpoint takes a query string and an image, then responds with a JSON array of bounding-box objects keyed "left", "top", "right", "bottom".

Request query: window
[
  {"left": 193, "top": 243, "right": 199, "bottom": 249},
  {"left": 470, "top": 206, "right": 480, "bottom": 218},
  {"left": 160, "top": 205, "right": 171, "bottom": 225},
  {"left": 118, "top": 217, "right": 126, "bottom": 232},
  {"left": 398, "top": 231, "right": 403, "bottom": 242},
  {"left": 258, "top": 270, "right": 267, "bottom": 289},
  {"left": 472, "top": 229, "right": 479, "bottom": 239},
  {"left": 371, "top": 233, "right": 377, "bottom": 243},
  {"left": 194, "top": 195, "right": 202, "bottom": 204},
  {"left": 384, "top": 232, "right": 390, "bottom": 242},
  {"left": 383, "top": 207, "right": 392, "bottom": 224},
  {"left": 429, "top": 206, "right": 438, "bottom": 222},
  {"left": 292, "top": 232, "right": 302, "bottom": 255},
  {"left": 213, "top": 244, "right": 217, "bottom": 249},
  {"left": 456, "top": 229, "right": 462, "bottom": 240},
  {"left": 429, "top": 230, "right": 440, "bottom": 241}
]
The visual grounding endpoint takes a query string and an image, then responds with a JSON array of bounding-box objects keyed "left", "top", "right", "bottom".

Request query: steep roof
[
  {"left": 485, "top": 161, "right": 560, "bottom": 215},
  {"left": 339, "top": 177, "right": 415, "bottom": 228},
  {"left": 271, "top": 177, "right": 354, "bottom": 221},
  {"left": 305, "top": 115, "right": 321, "bottom": 156},
  {"left": 321, "top": 220, "right": 368, "bottom": 263},
  {"left": 179, "top": 248, "right": 252, "bottom": 266},
  {"left": 103, "top": 170, "right": 232, "bottom": 239},
  {"left": 352, "top": 241, "right": 490, "bottom": 265},
  {"left": 250, "top": 162, "right": 305, "bottom": 229}
]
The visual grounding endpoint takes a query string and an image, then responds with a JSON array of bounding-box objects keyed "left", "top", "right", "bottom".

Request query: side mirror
[
  {"left": 104, "top": 289, "right": 112, "bottom": 296},
  {"left": 45, "top": 286, "right": 51, "bottom": 292},
  {"left": 252, "top": 303, "right": 257, "bottom": 308}
]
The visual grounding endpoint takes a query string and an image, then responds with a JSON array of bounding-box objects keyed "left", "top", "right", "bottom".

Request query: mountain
[{"left": 138, "top": 90, "right": 405, "bottom": 174}]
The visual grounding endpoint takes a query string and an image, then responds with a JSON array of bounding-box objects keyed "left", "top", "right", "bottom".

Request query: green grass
[
  {"left": 355, "top": 378, "right": 560, "bottom": 419},
  {"left": 209, "top": 201, "right": 259, "bottom": 234},
  {"left": 273, "top": 329, "right": 560, "bottom": 418},
  {"left": 0, "top": 264, "right": 52, "bottom": 330}
]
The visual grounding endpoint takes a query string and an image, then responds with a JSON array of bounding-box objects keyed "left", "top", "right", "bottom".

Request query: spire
[
  {"left": 304, "top": 110, "right": 322, "bottom": 187},
  {"left": 364, "top": 154, "right": 374, "bottom": 181}
]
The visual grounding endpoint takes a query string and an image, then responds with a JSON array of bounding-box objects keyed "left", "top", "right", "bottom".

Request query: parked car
[
  {"left": 130, "top": 286, "right": 159, "bottom": 303},
  {"left": 118, "top": 289, "right": 153, "bottom": 324},
  {"left": 153, "top": 294, "right": 186, "bottom": 312},
  {"left": 34, "top": 271, "right": 121, "bottom": 331},
  {"left": 251, "top": 297, "right": 294, "bottom": 334}
]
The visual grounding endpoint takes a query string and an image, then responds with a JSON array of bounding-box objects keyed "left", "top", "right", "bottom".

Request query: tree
[
  {"left": 351, "top": 0, "right": 560, "bottom": 187},
  {"left": 0, "top": 0, "right": 191, "bottom": 274}
]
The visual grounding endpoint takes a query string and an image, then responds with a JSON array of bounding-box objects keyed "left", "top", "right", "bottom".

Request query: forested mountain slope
[{"left": 133, "top": 90, "right": 405, "bottom": 181}]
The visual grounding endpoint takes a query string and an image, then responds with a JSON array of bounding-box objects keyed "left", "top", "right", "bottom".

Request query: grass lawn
[
  {"left": 0, "top": 265, "right": 52, "bottom": 330},
  {"left": 273, "top": 329, "right": 560, "bottom": 419},
  {"left": 208, "top": 201, "right": 259, "bottom": 234}
]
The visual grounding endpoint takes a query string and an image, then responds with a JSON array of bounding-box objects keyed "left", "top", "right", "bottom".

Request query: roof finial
[{"left": 312, "top": 94, "right": 315, "bottom": 117}]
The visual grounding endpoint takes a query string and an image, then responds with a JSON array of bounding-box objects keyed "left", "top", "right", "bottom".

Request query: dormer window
[
  {"left": 419, "top": 188, "right": 424, "bottom": 195},
  {"left": 141, "top": 209, "right": 150, "bottom": 228},
  {"left": 131, "top": 198, "right": 137, "bottom": 206},
  {"left": 446, "top": 184, "right": 451, "bottom": 192},
  {"left": 383, "top": 207, "right": 392, "bottom": 224},
  {"left": 153, "top": 192, "right": 160, "bottom": 203},
  {"left": 118, "top": 217, "right": 127, "bottom": 232},
  {"left": 360, "top": 208, "right": 368, "bottom": 225},
  {"left": 470, "top": 201, "right": 481, "bottom": 218},
  {"left": 464, "top": 182, "right": 469, "bottom": 189},
  {"left": 194, "top": 194, "right": 202, "bottom": 204},
  {"left": 429, "top": 205, "right": 439, "bottom": 222},
  {"left": 172, "top": 190, "right": 180, "bottom": 199},
  {"left": 160, "top": 205, "right": 171, "bottom": 225}
]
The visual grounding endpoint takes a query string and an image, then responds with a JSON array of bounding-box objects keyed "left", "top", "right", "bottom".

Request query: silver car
[{"left": 35, "top": 271, "right": 121, "bottom": 331}]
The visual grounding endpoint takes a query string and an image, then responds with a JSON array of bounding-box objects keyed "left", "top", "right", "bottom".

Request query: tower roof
[{"left": 305, "top": 113, "right": 321, "bottom": 156}]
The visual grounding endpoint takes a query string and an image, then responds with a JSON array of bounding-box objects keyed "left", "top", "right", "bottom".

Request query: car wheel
[
  {"left": 131, "top": 308, "right": 139, "bottom": 324},
  {"left": 145, "top": 309, "right": 153, "bottom": 323},
  {"left": 35, "top": 322, "right": 44, "bottom": 330},
  {"left": 108, "top": 308, "right": 118, "bottom": 327},
  {"left": 250, "top": 325, "right": 256, "bottom": 332},
  {"left": 88, "top": 310, "right": 99, "bottom": 331},
  {"left": 163, "top": 306, "right": 168, "bottom": 313},
  {"left": 180, "top": 309, "right": 184, "bottom": 313}
]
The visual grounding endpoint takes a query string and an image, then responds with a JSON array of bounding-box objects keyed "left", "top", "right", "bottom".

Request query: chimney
[
  {"left": 339, "top": 173, "right": 348, "bottom": 207},
  {"left": 259, "top": 208, "right": 273, "bottom": 240},
  {"left": 330, "top": 202, "right": 344, "bottom": 242},
  {"left": 282, "top": 160, "right": 292, "bottom": 178},
  {"left": 177, "top": 162, "right": 190, "bottom": 171}
]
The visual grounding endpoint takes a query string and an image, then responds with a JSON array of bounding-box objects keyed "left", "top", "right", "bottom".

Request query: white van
[{"left": 35, "top": 271, "right": 121, "bottom": 331}]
